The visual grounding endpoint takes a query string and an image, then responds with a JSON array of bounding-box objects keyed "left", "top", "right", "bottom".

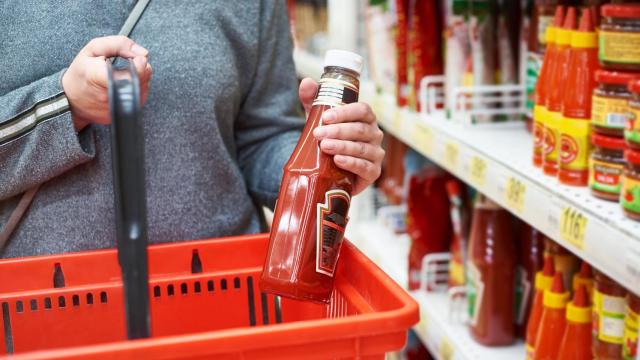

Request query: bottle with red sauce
[
  {"left": 526, "top": 256, "right": 556, "bottom": 359},
  {"left": 559, "top": 8, "right": 599, "bottom": 186},
  {"left": 515, "top": 223, "right": 546, "bottom": 338},
  {"left": 467, "top": 197, "right": 516, "bottom": 346},
  {"left": 260, "top": 50, "right": 363, "bottom": 303},
  {"left": 557, "top": 284, "right": 593, "bottom": 360},
  {"left": 573, "top": 261, "right": 594, "bottom": 296},
  {"left": 446, "top": 179, "right": 469, "bottom": 288},
  {"left": 533, "top": 272, "right": 570, "bottom": 360},
  {"left": 593, "top": 270, "right": 627, "bottom": 360},
  {"left": 543, "top": 7, "right": 576, "bottom": 176}
]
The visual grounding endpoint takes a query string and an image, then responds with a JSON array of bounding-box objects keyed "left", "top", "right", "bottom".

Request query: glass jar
[
  {"left": 593, "top": 270, "right": 627, "bottom": 360},
  {"left": 625, "top": 79, "right": 640, "bottom": 149},
  {"left": 592, "top": 70, "right": 637, "bottom": 137},
  {"left": 622, "top": 148, "right": 640, "bottom": 221},
  {"left": 599, "top": 4, "right": 640, "bottom": 70},
  {"left": 623, "top": 294, "right": 640, "bottom": 360},
  {"left": 590, "top": 133, "right": 626, "bottom": 201}
]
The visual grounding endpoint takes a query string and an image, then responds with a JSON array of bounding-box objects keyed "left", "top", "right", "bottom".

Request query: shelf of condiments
[{"left": 530, "top": 3, "right": 640, "bottom": 222}]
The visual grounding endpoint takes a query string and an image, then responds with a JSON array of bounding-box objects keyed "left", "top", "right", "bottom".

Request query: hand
[
  {"left": 62, "top": 35, "right": 153, "bottom": 131},
  {"left": 298, "top": 78, "right": 384, "bottom": 195}
]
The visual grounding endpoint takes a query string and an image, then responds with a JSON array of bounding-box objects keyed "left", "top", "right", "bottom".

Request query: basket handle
[{"left": 108, "top": 58, "right": 151, "bottom": 340}]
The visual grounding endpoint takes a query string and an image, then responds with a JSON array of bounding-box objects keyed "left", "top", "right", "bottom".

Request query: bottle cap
[
  {"left": 324, "top": 50, "right": 363, "bottom": 74},
  {"left": 595, "top": 69, "right": 639, "bottom": 86},
  {"left": 543, "top": 272, "right": 570, "bottom": 309},
  {"left": 566, "top": 285, "right": 592, "bottom": 323}
]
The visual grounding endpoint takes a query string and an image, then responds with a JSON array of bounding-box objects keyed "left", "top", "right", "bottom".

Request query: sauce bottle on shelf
[
  {"left": 445, "top": 179, "right": 469, "bottom": 288},
  {"left": 533, "top": 272, "right": 571, "bottom": 360},
  {"left": 559, "top": 8, "right": 599, "bottom": 186},
  {"left": 467, "top": 197, "right": 517, "bottom": 346},
  {"left": 545, "top": 238, "right": 580, "bottom": 291},
  {"left": 623, "top": 293, "right": 640, "bottom": 360},
  {"left": 533, "top": 6, "right": 563, "bottom": 167},
  {"left": 260, "top": 50, "right": 363, "bottom": 304},
  {"left": 593, "top": 270, "right": 627, "bottom": 360},
  {"left": 557, "top": 284, "right": 593, "bottom": 360},
  {"left": 515, "top": 223, "right": 546, "bottom": 338},
  {"left": 573, "top": 261, "right": 594, "bottom": 296},
  {"left": 543, "top": 7, "right": 576, "bottom": 176},
  {"left": 526, "top": 256, "right": 556, "bottom": 359}
]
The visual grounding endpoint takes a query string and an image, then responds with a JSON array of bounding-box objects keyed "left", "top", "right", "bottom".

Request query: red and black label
[
  {"left": 316, "top": 190, "right": 350, "bottom": 276},
  {"left": 312, "top": 78, "right": 359, "bottom": 107}
]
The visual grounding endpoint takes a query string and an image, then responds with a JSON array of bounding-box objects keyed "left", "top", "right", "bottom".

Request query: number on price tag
[
  {"left": 439, "top": 337, "right": 454, "bottom": 360},
  {"left": 411, "top": 123, "right": 433, "bottom": 155},
  {"left": 444, "top": 141, "right": 459, "bottom": 170},
  {"left": 469, "top": 156, "right": 487, "bottom": 187},
  {"left": 505, "top": 177, "right": 526, "bottom": 213},
  {"left": 559, "top": 207, "right": 588, "bottom": 249}
]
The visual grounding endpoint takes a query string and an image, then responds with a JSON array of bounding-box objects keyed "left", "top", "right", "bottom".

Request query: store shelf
[
  {"left": 292, "top": 48, "right": 324, "bottom": 80},
  {"left": 365, "top": 89, "right": 640, "bottom": 296}
]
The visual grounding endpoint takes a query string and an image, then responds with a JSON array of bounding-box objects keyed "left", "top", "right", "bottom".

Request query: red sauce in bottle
[
  {"left": 260, "top": 50, "right": 363, "bottom": 304},
  {"left": 467, "top": 197, "right": 516, "bottom": 346},
  {"left": 534, "top": 272, "right": 570, "bottom": 360},
  {"left": 526, "top": 256, "right": 556, "bottom": 359},
  {"left": 593, "top": 270, "right": 627, "bottom": 360},
  {"left": 516, "top": 223, "right": 546, "bottom": 338},
  {"left": 557, "top": 284, "right": 593, "bottom": 360}
]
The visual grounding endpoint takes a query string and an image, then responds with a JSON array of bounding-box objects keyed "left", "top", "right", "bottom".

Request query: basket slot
[
  {"left": 2, "top": 302, "right": 12, "bottom": 354},
  {"left": 53, "top": 263, "right": 65, "bottom": 288}
]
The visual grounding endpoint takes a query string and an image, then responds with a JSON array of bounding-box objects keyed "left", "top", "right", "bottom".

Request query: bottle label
[
  {"left": 449, "top": 258, "right": 465, "bottom": 286},
  {"left": 623, "top": 305, "right": 639, "bottom": 360},
  {"left": 543, "top": 111, "right": 561, "bottom": 161},
  {"left": 312, "top": 78, "right": 359, "bottom": 107},
  {"left": 622, "top": 175, "right": 640, "bottom": 215},
  {"left": 315, "top": 189, "right": 350, "bottom": 277},
  {"left": 625, "top": 106, "right": 640, "bottom": 145},
  {"left": 589, "top": 159, "right": 624, "bottom": 195},
  {"left": 592, "top": 95, "right": 628, "bottom": 130},
  {"left": 559, "top": 117, "right": 592, "bottom": 170},
  {"left": 467, "top": 262, "right": 484, "bottom": 327},
  {"left": 514, "top": 266, "right": 532, "bottom": 326},
  {"left": 538, "top": 15, "right": 554, "bottom": 46},
  {"left": 533, "top": 106, "right": 546, "bottom": 157},
  {"left": 599, "top": 31, "right": 640, "bottom": 65},
  {"left": 594, "top": 290, "right": 626, "bottom": 344}
]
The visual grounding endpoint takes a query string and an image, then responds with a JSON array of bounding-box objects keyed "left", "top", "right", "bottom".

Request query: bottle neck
[{"left": 321, "top": 67, "right": 360, "bottom": 90}]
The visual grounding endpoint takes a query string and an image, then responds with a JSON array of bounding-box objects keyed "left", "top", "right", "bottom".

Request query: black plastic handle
[{"left": 107, "top": 58, "right": 151, "bottom": 340}]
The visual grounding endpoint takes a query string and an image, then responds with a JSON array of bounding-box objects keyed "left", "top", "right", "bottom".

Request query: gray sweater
[{"left": 0, "top": 1, "right": 303, "bottom": 258}]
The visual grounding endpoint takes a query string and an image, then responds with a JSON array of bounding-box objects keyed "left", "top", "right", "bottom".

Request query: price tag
[
  {"left": 411, "top": 122, "right": 433, "bottom": 155},
  {"left": 416, "top": 310, "right": 429, "bottom": 337},
  {"left": 392, "top": 110, "right": 402, "bottom": 133},
  {"left": 439, "top": 337, "right": 455, "bottom": 360},
  {"left": 504, "top": 177, "right": 526, "bottom": 213},
  {"left": 444, "top": 141, "right": 459, "bottom": 170},
  {"left": 469, "top": 156, "right": 487, "bottom": 187},
  {"left": 559, "top": 207, "right": 588, "bottom": 250}
]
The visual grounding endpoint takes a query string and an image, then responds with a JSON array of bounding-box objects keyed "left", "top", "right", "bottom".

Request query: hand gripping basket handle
[{"left": 107, "top": 59, "right": 151, "bottom": 340}]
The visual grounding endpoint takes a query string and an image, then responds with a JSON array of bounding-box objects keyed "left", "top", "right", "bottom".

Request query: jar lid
[
  {"left": 629, "top": 79, "right": 640, "bottom": 94},
  {"left": 324, "top": 50, "right": 363, "bottom": 74},
  {"left": 625, "top": 148, "right": 640, "bottom": 164},
  {"left": 601, "top": 4, "right": 640, "bottom": 19},
  {"left": 591, "top": 133, "right": 626, "bottom": 150},
  {"left": 595, "top": 70, "right": 640, "bottom": 86}
]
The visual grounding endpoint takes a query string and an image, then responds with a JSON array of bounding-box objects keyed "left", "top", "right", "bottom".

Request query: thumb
[
  {"left": 299, "top": 77, "right": 318, "bottom": 115},
  {"left": 82, "top": 35, "right": 148, "bottom": 59}
]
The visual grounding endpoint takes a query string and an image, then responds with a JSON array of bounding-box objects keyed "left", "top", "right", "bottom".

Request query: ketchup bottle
[
  {"left": 467, "top": 197, "right": 516, "bottom": 346},
  {"left": 526, "top": 256, "right": 556, "bottom": 360},
  {"left": 559, "top": 8, "right": 599, "bottom": 186},
  {"left": 533, "top": 272, "right": 570, "bottom": 360},
  {"left": 543, "top": 7, "right": 576, "bottom": 176},
  {"left": 515, "top": 223, "right": 545, "bottom": 338},
  {"left": 557, "top": 284, "right": 593, "bottom": 360},
  {"left": 533, "top": 6, "right": 563, "bottom": 167},
  {"left": 260, "top": 50, "right": 363, "bottom": 303},
  {"left": 573, "top": 261, "right": 594, "bottom": 296},
  {"left": 445, "top": 179, "right": 469, "bottom": 288}
]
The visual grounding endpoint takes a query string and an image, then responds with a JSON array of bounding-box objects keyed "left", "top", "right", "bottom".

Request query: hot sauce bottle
[
  {"left": 543, "top": 7, "right": 576, "bottom": 176},
  {"left": 623, "top": 293, "right": 640, "bottom": 360},
  {"left": 260, "top": 50, "right": 363, "bottom": 304},
  {"left": 559, "top": 8, "right": 599, "bottom": 186},
  {"left": 573, "top": 261, "right": 595, "bottom": 296},
  {"left": 557, "top": 285, "right": 593, "bottom": 360},
  {"left": 526, "top": 256, "right": 556, "bottom": 359},
  {"left": 515, "top": 223, "right": 545, "bottom": 338},
  {"left": 533, "top": 272, "right": 570, "bottom": 360}
]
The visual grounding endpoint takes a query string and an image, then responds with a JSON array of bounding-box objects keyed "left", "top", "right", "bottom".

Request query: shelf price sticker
[
  {"left": 411, "top": 122, "right": 433, "bottom": 155},
  {"left": 469, "top": 156, "right": 487, "bottom": 187},
  {"left": 444, "top": 141, "right": 459, "bottom": 170},
  {"left": 392, "top": 110, "right": 402, "bottom": 134},
  {"left": 439, "top": 337, "right": 454, "bottom": 360},
  {"left": 559, "top": 207, "right": 588, "bottom": 250},
  {"left": 504, "top": 176, "right": 526, "bottom": 213}
]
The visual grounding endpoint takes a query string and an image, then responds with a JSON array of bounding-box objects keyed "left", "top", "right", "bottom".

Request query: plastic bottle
[
  {"left": 533, "top": 6, "right": 563, "bottom": 167},
  {"left": 533, "top": 272, "right": 570, "bottom": 360},
  {"left": 515, "top": 223, "right": 546, "bottom": 337},
  {"left": 261, "top": 50, "right": 363, "bottom": 303},
  {"left": 543, "top": 7, "right": 576, "bottom": 176},
  {"left": 545, "top": 238, "right": 580, "bottom": 291},
  {"left": 559, "top": 8, "right": 599, "bottom": 186},
  {"left": 446, "top": 179, "right": 469, "bottom": 288},
  {"left": 467, "top": 197, "right": 517, "bottom": 346},
  {"left": 557, "top": 285, "right": 593, "bottom": 360},
  {"left": 593, "top": 270, "right": 627, "bottom": 360},
  {"left": 526, "top": 256, "right": 556, "bottom": 359},
  {"left": 573, "top": 261, "right": 594, "bottom": 296}
]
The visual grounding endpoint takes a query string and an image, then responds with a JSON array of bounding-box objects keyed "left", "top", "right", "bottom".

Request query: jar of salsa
[
  {"left": 592, "top": 70, "right": 637, "bottom": 137},
  {"left": 622, "top": 148, "right": 640, "bottom": 221},
  {"left": 599, "top": 4, "right": 640, "bottom": 71},
  {"left": 623, "top": 293, "right": 640, "bottom": 360},
  {"left": 590, "top": 133, "right": 626, "bottom": 201},
  {"left": 593, "top": 270, "right": 627, "bottom": 360},
  {"left": 625, "top": 79, "right": 640, "bottom": 149}
]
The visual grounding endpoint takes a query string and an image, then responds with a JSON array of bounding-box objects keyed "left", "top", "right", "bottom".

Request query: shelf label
[
  {"left": 439, "top": 337, "right": 454, "bottom": 360},
  {"left": 559, "top": 207, "right": 588, "bottom": 250},
  {"left": 411, "top": 122, "right": 433, "bottom": 155},
  {"left": 392, "top": 110, "right": 402, "bottom": 133},
  {"left": 444, "top": 141, "right": 459, "bottom": 170},
  {"left": 469, "top": 156, "right": 487, "bottom": 187},
  {"left": 505, "top": 177, "right": 526, "bottom": 213}
]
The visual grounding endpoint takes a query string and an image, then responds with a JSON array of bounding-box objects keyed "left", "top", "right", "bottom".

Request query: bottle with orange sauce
[
  {"left": 526, "top": 256, "right": 556, "bottom": 359},
  {"left": 557, "top": 285, "right": 593, "bottom": 360},
  {"left": 533, "top": 272, "right": 570, "bottom": 360},
  {"left": 573, "top": 261, "right": 594, "bottom": 296}
]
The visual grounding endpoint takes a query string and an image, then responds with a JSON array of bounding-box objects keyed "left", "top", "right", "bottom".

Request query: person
[{"left": 0, "top": 1, "right": 384, "bottom": 258}]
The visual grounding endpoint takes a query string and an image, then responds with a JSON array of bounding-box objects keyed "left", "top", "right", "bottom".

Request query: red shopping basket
[{"left": 0, "top": 234, "right": 418, "bottom": 359}]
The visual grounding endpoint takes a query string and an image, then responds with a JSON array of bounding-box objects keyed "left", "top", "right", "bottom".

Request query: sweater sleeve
[
  {"left": 235, "top": 0, "right": 304, "bottom": 210},
  {"left": 0, "top": 69, "right": 96, "bottom": 200}
]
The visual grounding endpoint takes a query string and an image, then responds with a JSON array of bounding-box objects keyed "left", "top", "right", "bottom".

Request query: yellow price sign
[
  {"left": 439, "top": 337, "right": 455, "bottom": 360},
  {"left": 392, "top": 110, "right": 402, "bottom": 133},
  {"left": 559, "top": 207, "right": 588, "bottom": 249},
  {"left": 469, "top": 156, "right": 487, "bottom": 187},
  {"left": 411, "top": 123, "right": 433, "bottom": 155},
  {"left": 505, "top": 177, "right": 526, "bottom": 213},
  {"left": 444, "top": 141, "right": 459, "bottom": 170}
]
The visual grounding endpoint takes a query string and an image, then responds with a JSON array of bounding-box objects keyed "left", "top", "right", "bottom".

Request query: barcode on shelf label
[
  {"left": 439, "top": 337, "right": 454, "bottom": 360},
  {"left": 444, "top": 141, "right": 459, "bottom": 170},
  {"left": 469, "top": 156, "right": 487, "bottom": 187},
  {"left": 559, "top": 207, "right": 588, "bottom": 250},
  {"left": 624, "top": 242, "right": 640, "bottom": 285},
  {"left": 411, "top": 122, "right": 433, "bottom": 155},
  {"left": 505, "top": 177, "right": 526, "bottom": 213}
]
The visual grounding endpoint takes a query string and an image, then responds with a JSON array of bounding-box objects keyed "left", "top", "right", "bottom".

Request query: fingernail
[
  {"left": 323, "top": 140, "right": 336, "bottom": 150},
  {"left": 131, "top": 43, "right": 148, "bottom": 56},
  {"left": 314, "top": 127, "right": 327, "bottom": 138},
  {"left": 322, "top": 111, "right": 336, "bottom": 123}
]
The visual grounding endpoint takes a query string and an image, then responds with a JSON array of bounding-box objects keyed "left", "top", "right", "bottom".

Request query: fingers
[
  {"left": 298, "top": 77, "right": 318, "bottom": 115},
  {"left": 82, "top": 35, "right": 148, "bottom": 59},
  {"left": 320, "top": 139, "right": 385, "bottom": 163},
  {"left": 333, "top": 155, "right": 381, "bottom": 184},
  {"left": 313, "top": 121, "right": 384, "bottom": 144},
  {"left": 321, "top": 102, "right": 376, "bottom": 125}
]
